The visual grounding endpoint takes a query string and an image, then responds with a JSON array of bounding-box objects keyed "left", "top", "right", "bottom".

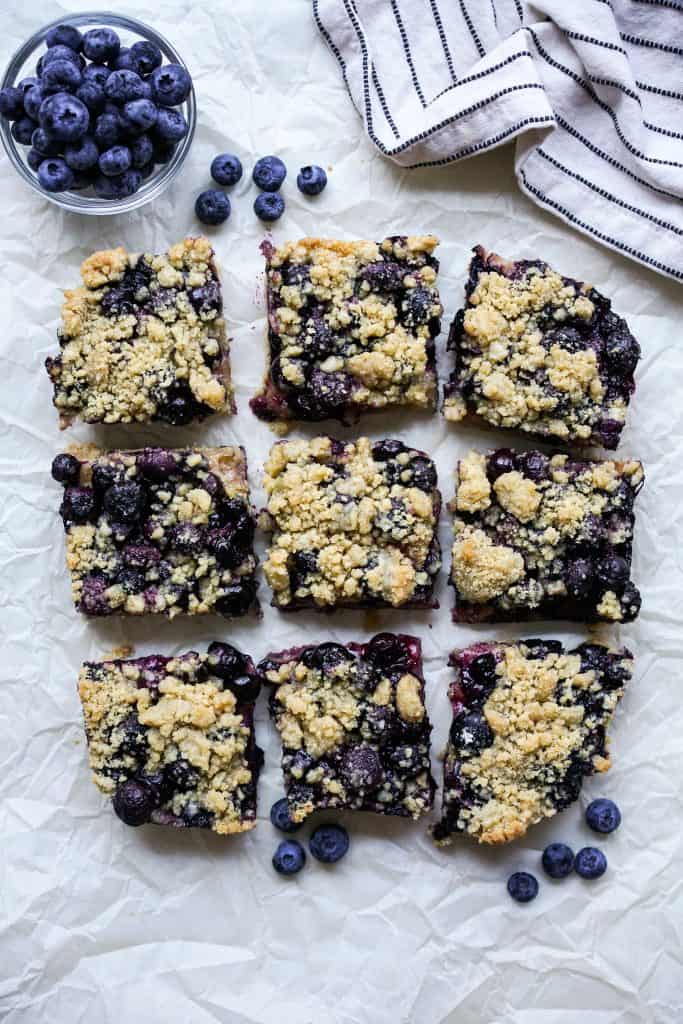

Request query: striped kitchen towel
[{"left": 313, "top": 0, "right": 683, "bottom": 282}]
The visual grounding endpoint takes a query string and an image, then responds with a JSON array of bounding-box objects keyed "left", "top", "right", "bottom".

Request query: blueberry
[
  {"left": 517, "top": 450, "right": 549, "bottom": 482},
  {"left": 51, "top": 452, "right": 80, "bottom": 484},
  {"left": 574, "top": 846, "right": 607, "bottom": 879},
  {"left": 486, "top": 448, "right": 516, "bottom": 481},
  {"left": 93, "top": 168, "right": 141, "bottom": 199},
  {"left": 130, "top": 40, "right": 163, "bottom": 75},
  {"left": 309, "top": 824, "right": 349, "bottom": 864},
  {"left": 341, "top": 745, "right": 383, "bottom": 790},
  {"left": 288, "top": 549, "right": 318, "bottom": 587},
  {"left": 83, "top": 28, "right": 121, "bottom": 63},
  {"left": 103, "top": 482, "right": 145, "bottom": 523},
  {"left": 154, "top": 106, "right": 188, "bottom": 142},
  {"left": 409, "top": 456, "right": 437, "bottom": 492},
  {"left": 122, "top": 543, "right": 160, "bottom": 569},
  {"left": 360, "top": 261, "right": 405, "bottom": 292},
  {"left": 159, "top": 387, "right": 197, "bottom": 425},
  {"left": 210, "top": 152, "right": 242, "bottom": 186},
  {"left": 604, "top": 323, "right": 640, "bottom": 375},
  {"left": 31, "top": 127, "right": 61, "bottom": 156},
  {"left": 450, "top": 711, "right": 493, "bottom": 752},
  {"left": 372, "top": 439, "right": 407, "bottom": 462},
  {"left": 98, "top": 144, "right": 131, "bottom": 176},
  {"left": 163, "top": 757, "right": 197, "bottom": 794},
  {"left": 566, "top": 557, "right": 595, "bottom": 600},
  {"left": 117, "top": 567, "right": 145, "bottom": 594},
  {"left": 38, "top": 157, "right": 74, "bottom": 192},
  {"left": 118, "top": 715, "right": 147, "bottom": 758},
  {"left": 83, "top": 63, "right": 111, "bottom": 89},
  {"left": 42, "top": 59, "right": 83, "bottom": 95},
  {"left": 64, "top": 135, "right": 99, "bottom": 170},
  {"left": 364, "top": 633, "right": 409, "bottom": 674},
  {"left": 122, "top": 98, "right": 157, "bottom": 133},
  {"left": 195, "top": 189, "right": 230, "bottom": 225},
  {"left": 113, "top": 779, "right": 153, "bottom": 826},
  {"left": 207, "top": 526, "right": 243, "bottom": 569},
  {"left": 188, "top": 280, "right": 222, "bottom": 314},
  {"left": 0, "top": 86, "right": 24, "bottom": 119},
  {"left": 150, "top": 63, "right": 192, "bottom": 106},
  {"left": 39, "top": 93, "right": 89, "bottom": 141},
  {"left": 270, "top": 797, "right": 301, "bottom": 833},
  {"left": 46, "top": 24, "right": 83, "bottom": 51},
  {"left": 541, "top": 842, "right": 574, "bottom": 879},
  {"left": 111, "top": 48, "right": 141, "bottom": 73},
  {"left": 523, "top": 639, "right": 563, "bottom": 660},
  {"left": 23, "top": 85, "right": 44, "bottom": 121},
  {"left": 94, "top": 111, "right": 119, "bottom": 148},
  {"left": 207, "top": 641, "right": 248, "bottom": 681},
  {"left": 215, "top": 578, "right": 257, "bottom": 617},
  {"left": 302, "top": 642, "right": 354, "bottom": 674},
  {"left": 273, "top": 839, "right": 306, "bottom": 875},
  {"left": 303, "top": 368, "right": 352, "bottom": 416},
  {"left": 105, "top": 69, "right": 147, "bottom": 105},
  {"left": 297, "top": 164, "right": 327, "bottom": 196},
  {"left": 67, "top": 168, "right": 93, "bottom": 190},
  {"left": 596, "top": 553, "right": 629, "bottom": 591},
  {"left": 169, "top": 522, "right": 203, "bottom": 553},
  {"left": 27, "top": 148, "right": 43, "bottom": 171},
  {"left": 130, "top": 133, "right": 154, "bottom": 168},
  {"left": 138, "top": 160, "right": 155, "bottom": 181},
  {"left": 42, "top": 45, "right": 82, "bottom": 70},
  {"left": 507, "top": 871, "right": 539, "bottom": 902},
  {"left": 11, "top": 117, "right": 37, "bottom": 146},
  {"left": 585, "top": 798, "right": 621, "bottom": 834},
  {"left": 152, "top": 139, "right": 176, "bottom": 164},
  {"left": 464, "top": 652, "right": 497, "bottom": 687},
  {"left": 253, "top": 155, "right": 286, "bottom": 192},
  {"left": 17, "top": 76, "right": 39, "bottom": 98},
  {"left": 619, "top": 582, "right": 641, "bottom": 622}
]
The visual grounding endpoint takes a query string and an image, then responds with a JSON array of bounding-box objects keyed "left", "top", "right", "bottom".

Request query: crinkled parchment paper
[{"left": 1, "top": 2, "right": 682, "bottom": 1022}]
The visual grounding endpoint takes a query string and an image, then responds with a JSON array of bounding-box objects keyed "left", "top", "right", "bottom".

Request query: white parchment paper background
[{"left": 1, "top": 2, "right": 682, "bottom": 1021}]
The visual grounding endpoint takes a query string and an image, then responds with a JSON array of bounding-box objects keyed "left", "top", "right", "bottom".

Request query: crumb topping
[{"left": 46, "top": 238, "right": 232, "bottom": 426}]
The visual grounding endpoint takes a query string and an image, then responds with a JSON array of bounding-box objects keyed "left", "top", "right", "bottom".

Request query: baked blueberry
[
  {"left": 130, "top": 40, "right": 163, "bottom": 75},
  {"left": 574, "top": 846, "right": 607, "bottom": 879},
  {"left": 541, "top": 842, "right": 574, "bottom": 879},
  {"left": 41, "top": 59, "right": 83, "bottom": 95},
  {"left": 309, "top": 824, "right": 349, "bottom": 864},
  {"left": 0, "top": 86, "right": 24, "bottom": 119},
  {"left": 195, "top": 189, "right": 230, "bottom": 225},
  {"left": 297, "top": 164, "right": 327, "bottom": 195},
  {"left": 585, "top": 798, "right": 621, "bottom": 833},
  {"left": 39, "top": 92, "right": 89, "bottom": 141},
  {"left": 38, "top": 156, "right": 74, "bottom": 192},
  {"left": 449, "top": 711, "right": 493, "bottom": 752},
  {"left": 51, "top": 452, "right": 80, "bottom": 484},
  {"left": 82, "top": 28, "right": 121, "bottom": 64},
  {"left": 507, "top": 871, "right": 539, "bottom": 902},
  {"left": 113, "top": 779, "right": 154, "bottom": 826},
  {"left": 122, "top": 98, "right": 157, "bottom": 133},
  {"left": 211, "top": 152, "right": 243, "bottom": 186},
  {"left": 98, "top": 144, "right": 131, "bottom": 176},
  {"left": 273, "top": 839, "right": 306, "bottom": 875},
  {"left": 254, "top": 192, "right": 284, "bottom": 221},
  {"left": 46, "top": 23, "right": 83, "bottom": 51},
  {"left": 253, "top": 155, "right": 286, "bottom": 191},
  {"left": 149, "top": 63, "right": 191, "bottom": 106},
  {"left": 11, "top": 117, "right": 37, "bottom": 146},
  {"left": 154, "top": 106, "right": 188, "bottom": 142},
  {"left": 270, "top": 797, "right": 301, "bottom": 833}
]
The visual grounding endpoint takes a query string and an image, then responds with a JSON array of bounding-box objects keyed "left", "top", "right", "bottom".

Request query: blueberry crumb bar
[
  {"left": 433, "top": 639, "right": 632, "bottom": 845},
  {"left": 250, "top": 235, "right": 442, "bottom": 423},
  {"left": 450, "top": 448, "right": 643, "bottom": 623},
  {"left": 262, "top": 436, "right": 441, "bottom": 609},
  {"left": 45, "top": 237, "right": 232, "bottom": 427},
  {"left": 444, "top": 246, "right": 640, "bottom": 449},
  {"left": 79, "top": 644, "right": 263, "bottom": 833},
  {"left": 52, "top": 444, "right": 258, "bottom": 618},
  {"left": 260, "top": 633, "right": 436, "bottom": 822}
]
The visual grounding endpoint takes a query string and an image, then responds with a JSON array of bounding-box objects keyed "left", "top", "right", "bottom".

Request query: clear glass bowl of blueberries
[{"left": 0, "top": 13, "right": 196, "bottom": 214}]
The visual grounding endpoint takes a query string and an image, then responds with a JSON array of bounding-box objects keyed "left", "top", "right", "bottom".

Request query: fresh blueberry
[
  {"left": 136, "top": 448, "right": 177, "bottom": 480},
  {"left": 270, "top": 798, "right": 301, "bottom": 833},
  {"left": 103, "top": 482, "right": 145, "bottom": 523},
  {"left": 154, "top": 106, "right": 187, "bottom": 142},
  {"left": 23, "top": 85, "right": 44, "bottom": 121},
  {"left": 150, "top": 63, "right": 191, "bottom": 106},
  {"left": 129, "top": 133, "right": 154, "bottom": 168},
  {"left": 111, "top": 48, "right": 141, "bottom": 73},
  {"left": 31, "top": 127, "right": 61, "bottom": 156},
  {"left": 38, "top": 157, "right": 74, "bottom": 192},
  {"left": 105, "top": 69, "right": 147, "bottom": 105},
  {"left": 211, "top": 152, "right": 243, "bottom": 186},
  {"left": 574, "top": 846, "right": 607, "bottom": 879},
  {"left": 17, "top": 76, "right": 39, "bottom": 98},
  {"left": 565, "top": 557, "right": 595, "bottom": 600},
  {"left": 41, "top": 44, "right": 82, "bottom": 70},
  {"left": 585, "top": 798, "right": 621, "bottom": 834},
  {"left": 138, "top": 160, "right": 155, "bottom": 181},
  {"left": 39, "top": 92, "right": 89, "bottom": 141},
  {"left": 93, "top": 168, "right": 141, "bottom": 199},
  {"left": 75, "top": 81, "right": 105, "bottom": 114},
  {"left": 82, "top": 27, "right": 121, "bottom": 63},
  {"left": 11, "top": 117, "right": 37, "bottom": 146},
  {"left": 273, "top": 839, "right": 306, "bottom": 875},
  {"left": 341, "top": 745, "right": 383, "bottom": 790},
  {"left": 94, "top": 110, "right": 120, "bottom": 148},
  {"left": 152, "top": 139, "right": 176, "bottom": 164},
  {"left": 113, "top": 779, "right": 153, "bottom": 826},
  {"left": 27, "top": 148, "right": 43, "bottom": 171},
  {"left": 98, "top": 144, "right": 131, "bottom": 176},
  {"left": 309, "top": 824, "right": 349, "bottom": 864},
  {"left": 296, "top": 164, "right": 327, "bottom": 196},
  {"left": 121, "top": 98, "right": 157, "bottom": 133},
  {"left": 51, "top": 452, "right": 80, "bottom": 484},
  {"left": 596, "top": 553, "right": 629, "bottom": 591},
  {"left": 487, "top": 448, "right": 516, "bottom": 481},
  {"left": 64, "top": 135, "right": 99, "bottom": 170},
  {"left": 46, "top": 23, "right": 83, "bottom": 51},
  {"left": 83, "top": 63, "right": 111, "bottom": 89},
  {"left": 541, "top": 842, "right": 574, "bottom": 879},
  {"left": 507, "top": 871, "right": 539, "bottom": 902},
  {"left": 253, "top": 155, "right": 286, "bottom": 192},
  {"left": 41, "top": 59, "right": 83, "bottom": 95},
  {"left": 130, "top": 40, "right": 163, "bottom": 75},
  {"left": 215, "top": 578, "right": 257, "bottom": 617},
  {"left": 450, "top": 711, "right": 493, "bottom": 752},
  {"left": 0, "top": 86, "right": 24, "bottom": 120},
  {"left": 195, "top": 189, "right": 231, "bottom": 225}
]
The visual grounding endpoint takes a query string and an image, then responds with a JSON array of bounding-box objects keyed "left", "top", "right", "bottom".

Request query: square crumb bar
[
  {"left": 53, "top": 444, "right": 258, "bottom": 618},
  {"left": 250, "top": 235, "right": 442, "bottom": 423},
  {"left": 433, "top": 639, "right": 632, "bottom": 845},
  {"left": 79, "top": 644, "right": 263, "bottom": 833},
  {"left": 260, "top": 633, "right": 436, "bottom": 822},
  {"left": 262, "top": 436, "right": 441, "bottom": 609},
  {"left": 443, "top": 246, "right": 640, "bottom": 449},
  {"left": 45, "top": 237, "right": 232, "bottom": 427},
  {"left": 450, "top": 449, "right": 643, "bottom": 623}
]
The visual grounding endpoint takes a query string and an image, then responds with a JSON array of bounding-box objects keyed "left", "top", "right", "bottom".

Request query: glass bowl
[{"left": 0, "top": 11, "right": 196, "bottom": 215}]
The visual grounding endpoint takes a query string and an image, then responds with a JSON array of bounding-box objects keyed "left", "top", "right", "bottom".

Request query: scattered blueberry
[
  {"left": 541, "top": 842, "right": 575, "bottom": 879},
  {"left": 105, "top": 69, "right": 147, "bottom": 105},
  {"left": 64, "top": 135, "right": 99, "bottom": 170},
  {"left": 253, "top": 155, "right": 286, "bottom": 192},
  {"left": 11, "top": 117, "right": 37, "bottom": 146},
  {"left": 42, "top": 59, "right": 83, "bottom": 95},
  {"left": 297, "top": 164, "right": 327, "bottom": 196},
  {"left": 0, "top": 86, "right": 24, "bottom": 120},
  {"left": 130, "top": 133, "right": 154, "bottom": 168},
  {"left": 46, "top": 23, "right": 83, "bottom": 52},
  {"left": 309, "top": 824, "right": 349, "bottom": 864},
  {"left": 130, "top": 40, "right": 163, "bottom": 75},
  {"left": 585, "top": 798, "right": 621, "bottom": 834},
  {"left": 273, "top": 839, "right": 306, "bottom": 875},
  {"left": 82, "top": 27, "right": 121, "bottom": 64},
  {"left": 507, "top": 871, "right": 539, "bottom": 903},
  {"left": 113, "top": 779, "right": 153, "bottom": 826},
  {"left": 211, "top": 152, "right": 242, "bottom": 186},
  {"left": 122, "top": 97, "right": 157, "bottom": 133},
  {"left": 254, "top": 192, "right": 285, "bottom": 221},
  {"left": 93, "top": 168, "right": 141, "bottom": 199},
  {"left": 38, "top": 156, "right": 74, "bottom": 192},
  {"left": 150, "top": 63, "right": 191, "bottom": 106},
  {"left": 270, "top": 797, "right": 301, "bottom": 833},
  {"left": 51, "top": 452, "right": 80, "bottom": 484},
  {"left": 31, "top": 127, "right": 61, "bottom": 156},
  {"left": 99, "top": 144, "right": 131, "bottom": 177},
  {"left": 574, "top": 846, "right": 607, "bottom": 879},
  {"left": 195, "top": 189, "right": 231, "bottom": 225},
  {"left": 39, "top": 92, "right": 89, "bottom": 141}
]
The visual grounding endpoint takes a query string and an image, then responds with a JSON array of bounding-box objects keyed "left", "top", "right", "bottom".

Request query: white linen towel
[{"left": 313, "top": 0, "right": 683, "bottom": 281}]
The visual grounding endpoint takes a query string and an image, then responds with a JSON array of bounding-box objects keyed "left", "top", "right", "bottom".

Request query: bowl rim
[{"left": 0, "top": 11, "right": 196, "bottom": 216}]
